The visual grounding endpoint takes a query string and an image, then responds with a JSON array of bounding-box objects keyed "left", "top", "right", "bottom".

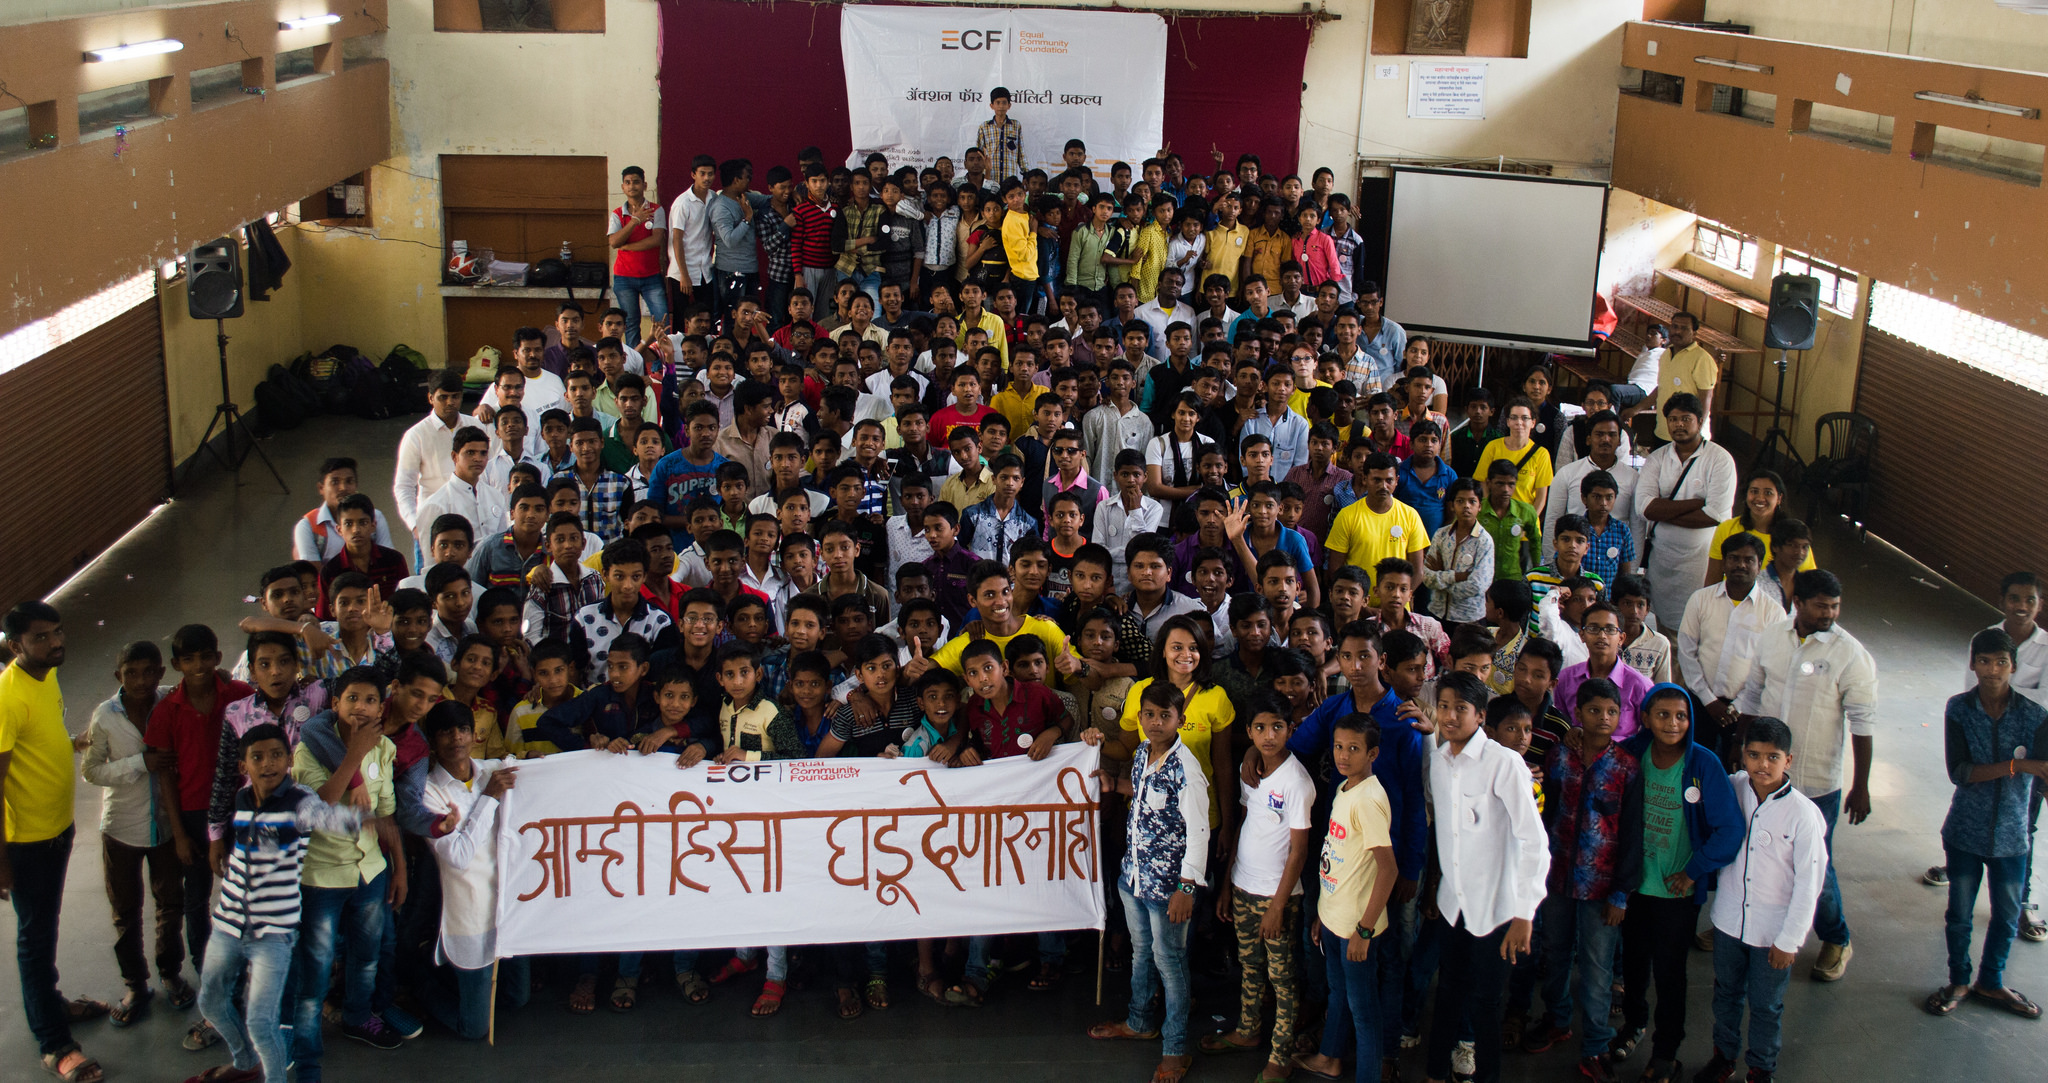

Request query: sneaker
[
  {"left": 379, "top": 1005, "right": 424, "bottom": 1040},
  {"left": 342, "top": 1015, "right": 403, "bottom": 1050},
  {"left": 1578, "top": 1054, "right": 1619, "bottom": 1083},
  {"left": 1523, "top": 1022, "right": 1573, "bottom": 1054},
  {"left": 1610, "top": 1024, "right": 1646, "bottom": 1061},
  {"left": 1690, "top": 1049, "right": 1738, "bottom": 1083},
  {"left": 1452, "top": 1040, "right": 1476, "bottom": 1078},
  {"left": 1400, "top": 1031, "right": 1424, "bottom": 1050},
  {"left": 1922, "top": 865, "right": 1949, "bottom": 886},
  {"left": 1809, "top": 941, "right": 1852, "bottom": 982},
  {"left": 1744, "top": 1070, "right": 1775, "bottom": 1083},
  {"left": 2022, "top": 912, "right": 2048, "bottom": 942}
]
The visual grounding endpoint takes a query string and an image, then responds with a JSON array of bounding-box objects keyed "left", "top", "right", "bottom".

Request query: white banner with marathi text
[
  {"left": 493, "top": 745, "right": 1105, "bottom": 955},
  {"left": 840, "top": 5, "right": 1166, "bottom": 177}
]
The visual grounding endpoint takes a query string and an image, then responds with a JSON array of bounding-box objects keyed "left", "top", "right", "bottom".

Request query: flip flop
[
  {"left": 109, "top": 989, "right": 152, "bottom": 1028},
  {"left": 1197, "top": 1033, "right": 1259, "bottom": 1054},
  {"left": 63, "top": 998, "right": 111, "bottom": 1024},
  {"left": 1089, "top": 1021, "right": 1159, "bottom": 1040},
  {"left": 1924, "top": 984, "right": 1968, "bottom": 1016},
  {"left": 1969, "top": 985, "right": 2043, "bottom": 1019}
]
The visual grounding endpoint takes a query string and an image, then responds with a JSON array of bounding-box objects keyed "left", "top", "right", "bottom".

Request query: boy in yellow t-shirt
[{"left": 1294, "top": 710, "right": 1396, "bottom": 1082}]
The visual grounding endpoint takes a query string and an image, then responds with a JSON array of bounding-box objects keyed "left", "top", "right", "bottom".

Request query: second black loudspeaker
[
  {"left": 1764, "top": 273, "right": 1819, "bottom": 351},
  {"left": 187, "top": 238, "right": 245, "bottom": 320}
]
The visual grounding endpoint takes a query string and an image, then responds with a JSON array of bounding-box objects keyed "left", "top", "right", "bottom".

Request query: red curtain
[{"left": 656, "top": 0, "right": 1312, "bottom": 198}]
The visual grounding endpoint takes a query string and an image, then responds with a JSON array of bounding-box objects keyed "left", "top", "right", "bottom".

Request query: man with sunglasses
[{"left": 1040, "top": 429, "right": 1107, "bottom": 539}]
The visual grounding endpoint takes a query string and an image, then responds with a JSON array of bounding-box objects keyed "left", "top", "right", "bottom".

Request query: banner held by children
[{"left": 492, "top": 745, "right": 1105, "bottom": 955}]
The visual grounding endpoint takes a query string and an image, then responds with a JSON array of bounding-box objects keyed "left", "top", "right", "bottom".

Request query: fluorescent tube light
[
  {"left": 83, "top": 39, "right": 184, "bottom": 62},
  {"left": 1694, "top": 56, "right": 1773, "bottom": 75},
  {"left": 1913, "top": 90, "right": 2040, "bottom": 120},
  {"left": 280, "top": 14, "right": 342, "bottom": 30}
]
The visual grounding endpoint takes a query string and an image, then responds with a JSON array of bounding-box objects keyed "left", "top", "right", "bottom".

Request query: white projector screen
[{"left": 1383, "top": 168, "right": 1609, "bottom": 352}]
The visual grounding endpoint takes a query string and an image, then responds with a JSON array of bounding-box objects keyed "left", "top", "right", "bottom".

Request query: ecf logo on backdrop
[
  {"left": 940, "top": 28, "right": 1004, "bottom": 50},
  {"left": 705, "top": 763, "right": 778, "bottom": 783}
]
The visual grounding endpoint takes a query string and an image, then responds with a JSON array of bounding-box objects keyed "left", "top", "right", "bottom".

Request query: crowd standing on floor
[{"left": 2, "top": 94, "right": 2044, "bottom": 1083}]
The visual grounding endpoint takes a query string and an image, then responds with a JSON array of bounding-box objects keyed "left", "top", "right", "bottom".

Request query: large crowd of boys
[{"left": 3, "top": 92, "right": 2043, "bottom": 1083}]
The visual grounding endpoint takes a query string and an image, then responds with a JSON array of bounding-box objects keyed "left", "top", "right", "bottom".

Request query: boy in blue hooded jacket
[{"left": 1613, "top": 682, "right": 1743, "bottom": 1082}]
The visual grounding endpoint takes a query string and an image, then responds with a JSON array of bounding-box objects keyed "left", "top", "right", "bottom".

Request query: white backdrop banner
[
  {"left": 493, "top": 745, "right": 1106, "bottom": 955},
  {"left": 840, "top": 6, "right": 1166, "bottom": 177}
]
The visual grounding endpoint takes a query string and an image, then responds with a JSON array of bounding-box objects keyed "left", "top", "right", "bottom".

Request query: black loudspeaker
[
  {"left": 188, "top": 238, "right": 245, "bottom": 320},
  {"left": 1764, "top": 273, "right": 1819, "bottom": 351}
]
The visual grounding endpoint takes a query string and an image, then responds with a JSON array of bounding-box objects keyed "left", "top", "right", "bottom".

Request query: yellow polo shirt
[
  {"left": 1654, "top": 343, "right": 1720, "bottom": 440},
  {"left": 1475, "top": 438, "right": 1556, "bottom": 507},
  {"left": 1325, "top": 497, "right": 1428, "bottom": 583},
  {"left": 0, "top": 665, "right": 71, "bottom": 843},
  {"left": 1119, "top": 678, "right": 1234, "bottom": 827},
  {"left": 1203, "top": 223, "right": 1251, "bottom": 296}
]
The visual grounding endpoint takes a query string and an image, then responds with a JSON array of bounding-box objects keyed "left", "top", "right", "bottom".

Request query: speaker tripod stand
[
  {"left": 178, "top": 318, "right": 288, "bottom": 494},
  {"left": 1752, "top": 348, "right": 1804, "bottom": 475}
]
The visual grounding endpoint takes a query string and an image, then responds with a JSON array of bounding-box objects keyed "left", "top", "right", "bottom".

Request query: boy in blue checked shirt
[
  {"left": 1082, "top": 681, "right": 1208, "bottom": 1083},
  {"left": 1576, "top": 470, "right": 1635, "bottom": 584}
]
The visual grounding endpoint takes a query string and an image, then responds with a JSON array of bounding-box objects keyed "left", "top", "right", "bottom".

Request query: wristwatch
[
  {"left": 1176, "top": 880, "right": 1197, "bottom": 896},
  {"left": 1354, "top": 923, "right": 1377, "bottom": 939}
]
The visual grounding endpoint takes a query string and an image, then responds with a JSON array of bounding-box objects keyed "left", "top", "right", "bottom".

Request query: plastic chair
[{"left": 1806, "top": 411, "right": 1876, "bottom": 534}]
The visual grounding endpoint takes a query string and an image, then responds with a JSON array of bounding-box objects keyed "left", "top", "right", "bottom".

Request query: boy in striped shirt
[{"left": 196, "top": 723, "right": 365, "bottom": 1083}]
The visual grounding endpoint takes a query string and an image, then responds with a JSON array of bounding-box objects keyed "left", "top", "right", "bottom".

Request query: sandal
[
  {"left": 1923, "top": 984, "right": 1969, "bottom": 1016},
  {"left": 678, "top": 970, "right": 711, "bottom": 1005},
  {"left": 64, "top": 998, "right": 111, "bottom": 1024},
  {"left": 165, "top": 974, "right": 197, "bottom": 1010},
  {"left": 836, "top": 987, "right": 865, "bottom": 1020},
  {"left": 109, "top": 988, "right": 152, "bottom": 1028},
  {"left": 1089, "top": 1021, "right": 1159, "bottom": 1040},
  {"left": 708, "top": 956, "right": 760, "bottom": 985},
  {"left": 943, "top": 981, "right": 986, "bottom": 1008},
  {"left": 609, "top": 976, "right": 638, "bottom": 1012},
  {"left": 182, "top": 1018, "right": 221, "bottom": 1050},
  {"left": 917, "top": 969, "right": 947, "bottom": 1003},
  {"left": 1197, "top": 1032, "right": 1259, "bottom": 1054},
  {"left": 751, "top": 980, "right": 786, "bottom": 1017},
  {"left": 1255, "top": 1064, "right": 1294, "bottom": 1083},
  {"left": 1029, "top": 961, "right": 1064, "bottom": 992},
  {"left": 864, "top": 976, "right": 890, "bottom": 1010},
  {"left": 1291, "top": 1055, "right": 1343, "bottom": 1081},
  {"left": 1149, "top": 1057, "right": 1193, "bottom": 1083},
  {"left": 568, "top": 974, "right": 598, "bottom": 1014},
  {"left": 40, "top": 1045, "right": 103, "bottom": 1083},
  {"left": 1969, "top": 985, "right": 2043, "bottom": 1019}
]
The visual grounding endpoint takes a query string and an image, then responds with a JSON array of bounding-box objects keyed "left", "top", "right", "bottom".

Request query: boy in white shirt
[
  {"left": 1701, "top": 717, "right": 1827, "bottom": 1083},
  {"left": 418, "top": 701, "right": 528, "bottom": 1040}
]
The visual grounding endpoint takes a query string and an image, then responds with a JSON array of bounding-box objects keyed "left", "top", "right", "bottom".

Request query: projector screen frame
[{"left": 1383, "top": 166, "right": 1612, "bottom": 352}]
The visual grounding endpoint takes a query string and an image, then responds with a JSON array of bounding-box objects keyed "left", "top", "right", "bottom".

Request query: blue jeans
[
  {"left": 845, "top": 269, "right": 882, "bottom": 309},
  {"left": 1120, "top": 884, "right": 1193, "bottom": 1057},
  {"left": 1425, "top": 917, "right": 1510, "bottom": 1083},
  {"left": 962, "top": 931, "right": 1069, "bottom": 987},
  {"left": 2021, "top": 790, "right": 2042, "bottom": 913},
  {"left": 1945, "top": 847, "right": 2026, "bottom": 989},
  {"left": 1810, "top": 790, "right": 1852, "bottom": 946},
  {"left": 1375, "top": 894, "right": 1419, "bottom": 1052},
  {"left": 736, "top": 945, "right": 789, "bottom": 982},
  {"left": 292, "top": 868, "right": 389, "bottom": 1080},
  {"left": 611, "top": 274, "right": 668, "bottom": 347},
  {"left": 200, "top": 929, "right": 296, "bottom": 1081},
  {"left": 1538, "top": 895, "right": 1622, "bottom": 1056},
  {"left": 8, "top": 826, "right": 75, "bottom": 1056},
  {"left": 1711, "top": 929, "right": 1791, "bottom": 1072},
  {"left": 426, "top": 956, "right": 528, "bottom": 1040},
  {"left": 1318, "top": 923, "right": 1384, "bottom": 1079}
]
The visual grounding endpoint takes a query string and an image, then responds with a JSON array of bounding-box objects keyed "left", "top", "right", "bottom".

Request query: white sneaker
[{"left": 1452, "top": 1039, "right": 1477, "bottom": 1078}]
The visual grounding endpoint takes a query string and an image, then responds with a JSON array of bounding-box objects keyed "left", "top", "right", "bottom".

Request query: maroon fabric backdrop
[{"left": 656, "top": 0, "right": 1310, "bottom": 199}]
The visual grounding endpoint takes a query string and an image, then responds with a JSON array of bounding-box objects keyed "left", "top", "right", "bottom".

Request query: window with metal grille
[
  {"left": 1775, "top": 247, "right": 1860, "bottom": 315},
  {"left": 1869, "top": 282, "right": 2048, "bottom": 396},
  {"left": 1692, "top": 218, "right": 1757, "bottom": 273}
]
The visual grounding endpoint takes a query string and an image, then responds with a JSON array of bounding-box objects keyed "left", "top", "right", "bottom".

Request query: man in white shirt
[
  {"left": 394, "top": 370, "right": 470, "bottom": 539},
  {"left": 1424, "top": 671, "right": 1548, "bottom": 1083},
  {"left": 667, "top": 154, "right": 718, "bottom": 311},
  {"left": 1732, "top": 569, "right": 1877, "bottom": 982},
  {"left": 1542, "top": 411, "right": 1638, "bottom": 555},
  {"left": 1634, "top": 394, "right": 1736, "bottom": 634},
  {"left": 1092, "top": 449, "right": 1165, "bottom": 595},
  {"left": 1677, "top": 530, "right": 1785, "bottom": 756},
  {"left": 1134, "top": 268, "right": 1193, "bottom": 363},
  {"left": 1964, "top": 571, "right": 2048, "bottom": 706},
  {"left": 1615, "top": 323, "right": 1666, "bottom": 413},
  {"left": 413, "top": 426, "right": 509, "bottom": 559},
  {"left": 476, "top": 327, "right": 565, "bottom": 424}
]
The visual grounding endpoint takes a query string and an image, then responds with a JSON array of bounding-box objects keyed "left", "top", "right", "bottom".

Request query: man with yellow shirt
[
  {"left": 956, "top": 279, "right": 1009, "bottom": 365},
  {"left": 1653, "top": 311, "right": 1719, "bottom": 442},
  {"left": 1, "top": 602, "right": 108, "bottom": 1078},
  {"left": 1324, "top": 451, "right": 1428, "bottom": 585},
  {"left": 1204, "top": 192, "right": 1252, "bottom": 298}
]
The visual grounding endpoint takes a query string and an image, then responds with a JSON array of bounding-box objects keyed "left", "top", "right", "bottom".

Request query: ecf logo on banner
[
  {"left": 940, "top": 28, "right": 1004, "bottom": 50},
  {"left": 705, "top": 762, "right": 778, "bottom": 783}
]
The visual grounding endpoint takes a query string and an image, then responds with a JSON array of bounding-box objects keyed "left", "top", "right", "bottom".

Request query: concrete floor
[{"left": 3, "top": 414, "right": 2045, "bottom": 1082}]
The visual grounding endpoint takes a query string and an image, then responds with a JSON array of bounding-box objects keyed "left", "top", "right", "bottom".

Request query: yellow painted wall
[{"left": 158, "top": 229, "right": 306, "bottom": 461}]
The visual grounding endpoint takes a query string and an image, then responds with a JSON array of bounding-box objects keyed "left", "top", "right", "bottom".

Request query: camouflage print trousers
[{"left": 1232, "top": 886, "right": 1303, "bottom": 1054}]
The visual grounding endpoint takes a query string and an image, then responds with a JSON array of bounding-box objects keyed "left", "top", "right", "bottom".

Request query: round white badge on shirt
[
  {"left": 1324, "top": 493, "right": 1335, "bottom": 506},
  {"left": 1017, "top": 733, "right": 1034, "bottom": 749},
  {"left": 1390, "top": 525, "right": 1403, "bottom": 539},
  {"left": 1510, "top": 524, "right": 1523, "bottom": 537},
  {"left": 1102, "top": 705, "right": 1118, "bottom": 721},
  {"left": 2019, "top": 745, "right": 2031, "bottom": 760},
  {"left": 1607, "top": 546, "right": 1621, "bottom": 560},
  {"left": 1799, "top": 661, "right": 1815, "bottom": 675},
  {"left": 881, "top": 224, "right": 892, "bottom": 235},
  {"left": 1684, "top": 785, "right": 1701, "bottom": 804},
  {"left": 293, "top": 705, "right": 311, "bottom": 722},
  {"left": 364, "top": 762, "right": 382, "bottom": 782},
  {"left": 1535, "top": 423, "right": 1547, "bottom": 434}
]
